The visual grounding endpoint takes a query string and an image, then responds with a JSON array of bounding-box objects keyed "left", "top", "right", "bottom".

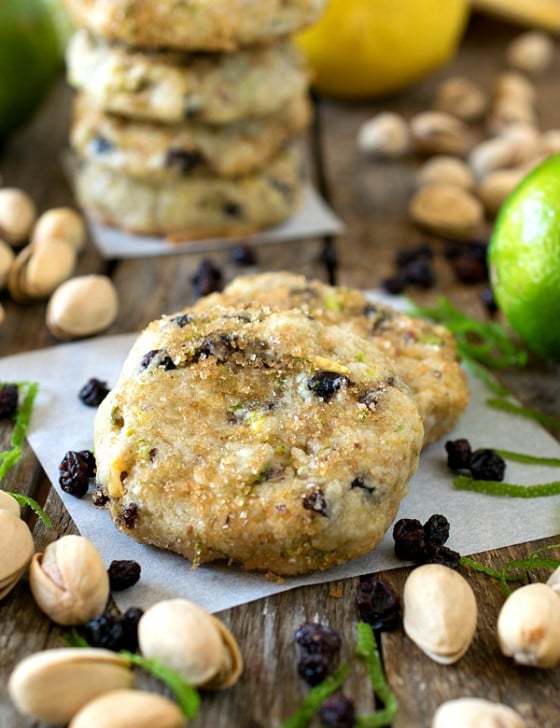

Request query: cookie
[
  {"left": 63, "top": 0, "right": 327, "bottom": 52},
  {"left": 196, "top": 273, "right": 469, "bottom": 445},
  {"left": 70, "top": 92, "right": 312, "bottom": 180},
  {"left": 94, "top": 305, "right": 424, "bottom": 575},
  {"left": 66, "top": 30, "right": 310, "bottom": 125},
  {"left": 73, "top": 143, "right": 305, "bottom": 238}
]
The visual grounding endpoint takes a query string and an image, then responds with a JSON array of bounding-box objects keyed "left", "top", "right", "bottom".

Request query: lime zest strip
[
  {"left": 6, "top": 491, "right": 52, "bottom": 528},
  {"left": 486, "top": 397, "right": 560, "bottom": 430},
  {"left": 494, "top": 449, "right": 560, "bottom": 466},
  {"left": 355, "top": 622, "right": 398, "bottom": 728},
  {"left": 280, "top": 664, "right": 350, "bottom": 728},
  {"left": 0, "top": 381, "right": 39, "bottom": 480},
  {"left": 453, "top": 474, "right": 560, "bottom": 497}
]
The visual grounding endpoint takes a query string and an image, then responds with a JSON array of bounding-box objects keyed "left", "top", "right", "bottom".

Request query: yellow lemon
[
  {"left": 296, "top": 0, "right": 469, "bottom": 99},
  {"left": 488, "top": 154, "right": 560, "bottom": 361}
]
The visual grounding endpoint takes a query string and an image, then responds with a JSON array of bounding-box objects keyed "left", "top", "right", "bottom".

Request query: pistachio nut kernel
[
  {"left": 8, "top": 648, "right": 133, "bottom": 724},
  {"left": 29, "top": 534, "right": 109, "bottom": 625},
  {"left": 46, "top": 274, "right": 118, "bottom": 340},
  {"left": 69, "top": 689, "right": 185, "bottom": 728},
  {"left": 0, "top": 489, "right": 20, "bottom": 517},
  {"left": 139, "top": 598, "right": 243, "bottom": 688},
  {"left": 497, "top": 582, "right": 560, "bottom": 668},
  {"left": 432, "top": 697, "right": 527, "bottom": 728},
  {"left": 0, "top": 188, "right": 36, "bottom": 247},
  {"left": 403, "top": 563, "right": 477, "bottom": 664},
  {"left": 0, "top": 510, "right": 34, "bottom": 600},
  {"left": 32, "top": 207, "right": 86, "bottom": 252}
]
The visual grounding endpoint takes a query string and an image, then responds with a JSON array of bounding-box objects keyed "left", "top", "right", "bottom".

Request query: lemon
[
  {"left": 0, "top": 0, "right": 70, "bottom": 141},
  {"left": 295, "top": 0, "right": 469, "bottom": 99},
  {"left": 488, "top": 154, "right": 560, "bottom": 361}
]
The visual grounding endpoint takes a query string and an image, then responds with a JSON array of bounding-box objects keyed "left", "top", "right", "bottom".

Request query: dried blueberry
[
  {"left": 58, "top": 450, "right": 94, "bottom": 498},
  {"left": 469, "top": 448, "right": 506, "bottom": 481},
  {"left": 119, "top": 606, "right": 144, "bottom": 653},
  {"left": 308, "top": 372, "right": 351, "bottom": 402},
  {"left": 295, "top": 623, "right": 341, "bottom": 657},
  {"left": 423, "top": 514, "right": 450, "bottom": 546},
  {"left": 395, "top": 243, "right": 434, "bottom": 267},
  {"left": 445, "top": 438, "right": 472, "bottom": 471},
  {"left": 319, "top": 693, "right": 356, "bottom": 728},
  {"left": 108, "top": 560, "right": 141, "bottom": 591},
  {"left": 356, "top": 575, "right": 400, "bottom": 631},
  {"left": 0, "top": 384, "right": 18, "bottom": 419},
  {"left": 170, "top": 313, "right": 193, "bottom": 328},
  {"left": 450, "top": 255, "right": 488, "bottom": 284},
  {"left": 392, "top": 518, "right": 427, "bottom": 561},
  {"left": 404, "top": 258, "right": 435, "bottom": 289},
  {"left": 140, "top": 349, "right": 176, "bottom": 370},
  {"left": 297, "top": 654, "right": 332, "bottom": 686},
  {"left": 381, "top": 271, "right": 408, "bottom": 295},
  {"left": 79, "top": 613, "right": 124, "bottom": 651},
  {"left": 165, "top": 148, "right": 205, "bottom": 174},
  {"left": 425, "top": 542, "right": 461, "bottom": 569},
  {"left": 350, "top": 475, "right": 375, "bottom": 494},
  {"left": 78, "top": 378, "right": 110, "bottom": 407},
  {"left": 91, "top": 136, "right": 113, "bottom": 155},
  {"left": 118, "top": 503, "right": 139, "bottom": 529},
  {"left": 191, "top": 258, "right": 223, "bottom": 298},
  {"left": 303, "top": 489, "right": 328, "bottom": 517},
  {"left": 480, "top": 287, "right": 498, "bottom": 314},
  {"left": 223, "top": 202, "right": 243, "bottom": 219},
  {"left": 230, "top": 245, "right": 258, "bottom": 266},
  {"left": 92, "top": 489, "right": 109, "bottom": 507}
]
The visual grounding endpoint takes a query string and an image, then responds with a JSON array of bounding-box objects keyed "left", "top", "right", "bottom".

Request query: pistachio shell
[
  {"left": 403, "top": 564, "right": 477, "bottom": 664},
  {"left": 139, "top": 598, "right": 241, "bottom": 688},
  {"left": 32, "top": 207, "right": 86, "bottom": 252},
  {"left": 432, "top": 698, "right": 527, "bottom": 728},
  {"left": 409, "top": 183, "right": 484, "bottom": 240},
  {"left": 69, "top": 689, "right": 185, "bottom": 728},
  {"left": 0, "top": 238, "right": 15, "bottom": 289},
  {"left": 0, "top": 510, "right": 34, "bottom": 599},
  {"left": 46, "top": 274, "right": 118, "bottom": 340},
  {"left": 29, "top": 534, "right": 109, "bottom": 625},
  {"left": 410, "top": 111, "right": 473, "bottom": 157},
  {"left": 497, "top": 582, "right": 560, "bottom": 668},
  {"left": 0, "top": 188, "right": 36, "bottom": 246},
  {"left": 0, "top": 489, "right": 20, "bottom": 517},
  {"left": 24, "top": 238, "right": 77, "bottom": 297},
  {"left": 205, "top": 615, "right": 244, "bottom": 689},
  {"left": 8, "top": 648, "right": 134, "bottom": 724}
]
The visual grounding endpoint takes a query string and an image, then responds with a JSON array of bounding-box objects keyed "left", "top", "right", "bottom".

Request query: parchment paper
[
  {"left": 1, "top": 296, "right": 559, "bottom": 614},
  {"left": 87, "top": 185, "right": 344, "bottom": 259}
]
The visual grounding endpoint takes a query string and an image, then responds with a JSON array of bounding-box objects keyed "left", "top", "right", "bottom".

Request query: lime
[
  {"left": 295, "top": 0, "right": 469, "bottom": 99},
  {"left": 0, "top": 0, "right": 70, "bottom": 141},
  {"left": 488, "top": 153, "right": 560, "bottom": 361}
]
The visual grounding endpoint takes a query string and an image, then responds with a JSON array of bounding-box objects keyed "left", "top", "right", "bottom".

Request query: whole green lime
[
  {"left": 0, "top": 0, "right": 70, "bottom": 141},
  {"left": 488, "top": 153, "right": 560, "bottom": 361}
]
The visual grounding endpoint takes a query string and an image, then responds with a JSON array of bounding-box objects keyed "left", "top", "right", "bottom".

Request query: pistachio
[
  {"left": 32, "top": 207, "right": 87, "bottom": 253},
  {"left": 357, "top": 112, "right": 410, "bottom": 159},
  {"left": 138, "top": 598, "right": 243, "bottom": 689},
  {"left": 29, "top": 534, "right": 109, "bottom": 625},
  {"left": 476, "top": 168, "right": 527, "bottom": 216},
  {"left": 0, "top": 489, "right": 20, "bottom": 517},
  {"left": 410, "top": 111, "right": 473, "bottom": 157},
  {"left": 0, "top": 510, "right": 34, "bottom": 601},
  {"left": 416, "top": 156, "right": 475, "bottom": 190},
  {"left": 8, "top": 648, "right": 134, "bottom": 724},
  {"left": 69, "top": 689, "right": 185, "bottom": 728},
  {"left": 497, "top": 582, "right": 560, "bottom": 668},
  {"left": 0, "top": 238, "right": 15, "bottom": 289},
  {"left": 492, "top": 71, "right": 536, "bottom": 106},
  {"left": 468, "top": 127, "right": 542, "bottom": 179},
  {"left": 403, "top": 563, "right": 477, "bottom": 664},
  {"left": 0, "top": 188, "right": 36, "bottom": 247},
  {"left": 432, "top": 697, "right": 527, "bottom": 728},
  {"left": 8, "top": 238, "right": 77, "bottom": 302},
  {"left": 487, "top": 98, "right": 538, "bottom": 136},
  {"left": 433, "top": 77, "right": 487, "bottom": 122},
  {"left": 46, "top": 274, "right": 119, "bottom": 340},
  {"left": 546, "top": 566, "right": 560, "bottom": 594},
  {"left": 507, "top": 31, "right": 555, "bottom": 76},
  {"left": 409, "top": 183, "right": 484, "bottom": 239}
]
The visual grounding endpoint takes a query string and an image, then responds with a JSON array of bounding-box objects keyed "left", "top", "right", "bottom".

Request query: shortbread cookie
[
  {"left": 196, "top": 273, "right": 469, "bottom": 445},
  {"left": 63, "top": 0, "right": 327, "bottom": 51},
  {"left": 66, "top": 31, "right": 310, "bottom": 125},
  {"left": 94, "top": 306, "right": 424, "bottom": 575},
  {"left": 70, "top": 92, "right": 312, "bottom": 180},
  {"left": 74, "top": 143, "right": 305, "bottom": 238}
]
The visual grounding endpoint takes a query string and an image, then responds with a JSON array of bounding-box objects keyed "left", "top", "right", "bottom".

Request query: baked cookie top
[
  {"left": 63, "top": 0, "right": 327, "bottom": 51},
  {"left": 94, "top": 306, "right": 424, "bottom": 575},
  {"left": 196, "top": 273, "right": 469, "bottom": 445},
  {"left": 66, "top": 30, "right": 310, "bottom": 125},
  {"left": 70, "top": 92, "right": 312, "bottom": 180}
]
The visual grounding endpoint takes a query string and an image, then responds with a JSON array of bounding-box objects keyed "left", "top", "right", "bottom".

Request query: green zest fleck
[
  {"left": 0, "top": 382, "right": 39, "bottom": 480},
  {"left": 323, "top": 294, "right": 342, "bottom": 312},
  {"left": 494, "top": 449, "right": 560, "bottom": 467},
  {"left": 355, "top": 623, "right": 398, "bottom": 728},
  {"left": 453, "top": 475, "right": 560, "bottom": 498},
  {"left": 122, "top": 652, "right": 200, "bottom": 721},
  {"left": 409, "top": 296, "right": 528, "bottom": 369},
  {"left": 63, "top": 629, "right": 90, "bottom": 647},
  {"left": 355, "top": 352, "right": 366, "bottom": 363},
  {"left": 487, "top": 397, "right": 560, "bottom": 430},
  {"left": 6, "top": 492, "right": 52, "bottom": 528},
  {"left": 280, "top": 664, "right": 350, "bottom": 728}
]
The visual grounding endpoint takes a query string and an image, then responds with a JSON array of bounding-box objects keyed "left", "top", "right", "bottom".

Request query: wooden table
[{"left": 1, "top": 13, "right": 560, "bottom": 728}]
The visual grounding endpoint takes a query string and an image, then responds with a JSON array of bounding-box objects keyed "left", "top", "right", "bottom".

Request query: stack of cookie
[{"left": 63, "top": 0, "right": 327, "bottom": 239}]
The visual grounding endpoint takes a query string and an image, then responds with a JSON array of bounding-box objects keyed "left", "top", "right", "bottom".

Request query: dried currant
[
  {"left": 0, "top": 384, "right": 18, "bottom": 419},
  {"left": 469, "top": 448, "right": 506, "bottom": 481},
  {"left": 480, "top": 287, "right": 498, "bottom": 314},
  {"left": 78, "top": 378, "right": 110, "bottom": 407},
  {"left": 118, "top": 606, "right": 144, "bottom": 653},
  {"left": 445, "top": 438, "right": 472, "bottom": 471},
  {"left": 191, "top": 258, "right": 223, "bottom": 298},
  {"left": 319, "top": 693, "right": 356, "bottom": 728},
  {"left": 356, "top": 574, "right": 400, "bottom": 631},
  {"left": 230, "top": 245, "right": 258, "bottom": 266},
  {"left": 295, "top": 623, "right": 341, "bottom": 657},
  {"left": 297, "top": 654, "right": 332, "bottom": 687},
  {"left": 108, "top": 560, "right": 142, "bottom": 591},
  {"left": 78, "top": 612, "right": 124, "bottom": 651},
  {"left": 308, "top": 372, "right": 351, "bottom": 402},
  {"left": 119, "top": 503, "right": 139, "bottom": 529},
  {"left": 140, "top": 349, "right": 176, "bottom": 370},
  {"left": 170, "top": 313, "right": 192, "bottom": 328},
  {"left": 425, "top": 542, "right": 461, "bottom": 569},
  {"left": 423, "top": 514, "right": 450, "bottom": 546},
  {"left": 58, "top": 450, "right": 94, "bottom": 498},
  {"left": 392, "top": 518, "right": 427, "bottom": 561},
  {"left": 303, "top": 489, "right": 328, "bottom": 517}
]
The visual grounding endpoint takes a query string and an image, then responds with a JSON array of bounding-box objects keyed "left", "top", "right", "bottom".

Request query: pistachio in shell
[
  {"left": 432, "top": 697, "right": 527, "bottom": 728},
  {"left": 0, "top": 510, "right": 34, "bottom": 601},
  {"left": 0, "top": 489, "right": 20, "bottom": 517},
  {"left": 69, "top": 689, "right": 185, "bottom": 728},
  {"left": 46, "top": 274, "right": 118, "bottom": 340}
]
